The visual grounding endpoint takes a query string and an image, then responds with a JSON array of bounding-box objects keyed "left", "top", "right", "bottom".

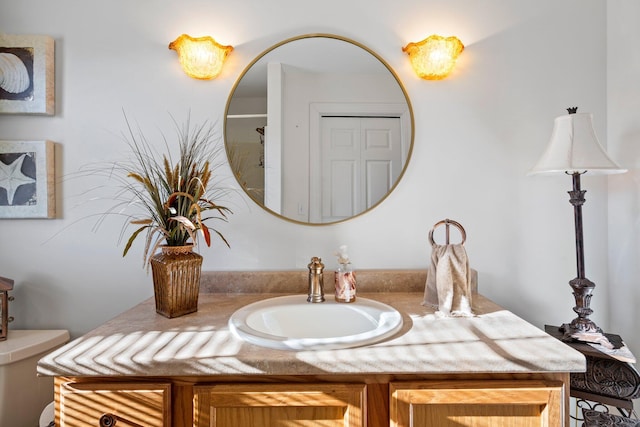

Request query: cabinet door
[
  {"left": 57, "top": 378, "right": 171, "bottom": 427},
  {"left": 194, "top": 383, "right": 366, "bottom": 427},
  {"left": 390, "top": 380, "right": 563, "bottom": 427}
]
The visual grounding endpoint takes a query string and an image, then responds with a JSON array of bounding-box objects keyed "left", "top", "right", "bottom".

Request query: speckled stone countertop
[{"left": 37, "top": 270, "right": 585, "bottom": 378}]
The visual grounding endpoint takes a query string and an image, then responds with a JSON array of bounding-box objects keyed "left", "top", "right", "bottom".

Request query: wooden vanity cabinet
[
  {"left": 56, "top": 377, "right": 567, "bottom": 427},
  {"left": 390, "top": 380, "right": 564, "bottom": 427},
  {"left": 56, "top": 377, "right": 171, "bottom": 427},
  {"left": 193, "top": 383, "right": 366, "bottom": 427}
]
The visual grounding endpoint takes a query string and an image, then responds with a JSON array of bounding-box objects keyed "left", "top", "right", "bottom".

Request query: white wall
[
  {"left": 607, "top": 2, "right": 640, "bottom": 361},
  {"left": 0, "top": 0, "right": 627, "bottom": 362}
]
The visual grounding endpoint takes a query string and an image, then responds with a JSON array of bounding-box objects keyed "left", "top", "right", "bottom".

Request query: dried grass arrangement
[{"left": 102, "top": 114, "right": 232, "bottom": 267}]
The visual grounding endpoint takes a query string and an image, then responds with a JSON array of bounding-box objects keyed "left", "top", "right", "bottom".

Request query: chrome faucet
[{"left": 307, "top": 257, "right": 325, "bottom": 303}]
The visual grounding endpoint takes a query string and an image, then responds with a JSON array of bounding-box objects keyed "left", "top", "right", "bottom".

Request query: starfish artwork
[{"left": 0, "top": 152, "right": 37, "bottom": 205}]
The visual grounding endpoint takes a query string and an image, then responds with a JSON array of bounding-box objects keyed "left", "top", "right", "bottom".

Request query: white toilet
[{"left": 0, "top": 330, "right": 69, "bottom": 427}]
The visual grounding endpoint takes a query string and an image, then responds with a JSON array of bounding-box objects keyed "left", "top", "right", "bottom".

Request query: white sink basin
[{"left": 228, "top": 295, "right": 403, "bottom": 351}]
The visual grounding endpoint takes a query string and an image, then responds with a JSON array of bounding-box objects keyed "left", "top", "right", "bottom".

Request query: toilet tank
[{"left": 0, "top": 330, "right": 69, "bottom": 427}]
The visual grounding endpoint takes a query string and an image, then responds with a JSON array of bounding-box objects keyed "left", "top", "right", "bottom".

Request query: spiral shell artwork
[
  {"left": 0, "top": 34, "right": 54, "bottom": 114},
  {"left": 0, "top": 52, "right": 30, "bottom": 94}
]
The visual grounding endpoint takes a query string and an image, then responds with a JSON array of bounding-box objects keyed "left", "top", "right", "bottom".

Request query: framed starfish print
[{"left": 0, "top": 140, "right": 55, "bottom": 218}]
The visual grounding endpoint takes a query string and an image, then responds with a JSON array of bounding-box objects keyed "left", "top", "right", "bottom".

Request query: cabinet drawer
[
  {"left": 57, "top": 379, "right": 170, "bottom": 427},
  {"left": 390, "top": 380, "right": 563, "bottom": 427},
  {"left": 194, "top": 383, "right": 366, "bottom": 427}
]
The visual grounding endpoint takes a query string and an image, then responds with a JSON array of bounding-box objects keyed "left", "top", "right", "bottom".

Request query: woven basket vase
[{"left": 150, "top": 245, "right": 203, "bottom": 318}]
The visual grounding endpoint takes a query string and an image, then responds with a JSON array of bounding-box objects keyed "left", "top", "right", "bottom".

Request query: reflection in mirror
[{"left": 225, "top": 34, "right": 413, "bottom": 224}]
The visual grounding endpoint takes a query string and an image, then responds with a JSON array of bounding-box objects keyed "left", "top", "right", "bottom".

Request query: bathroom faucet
[{"left": 307, "top": 257, "right": 325, "bottom": 303}]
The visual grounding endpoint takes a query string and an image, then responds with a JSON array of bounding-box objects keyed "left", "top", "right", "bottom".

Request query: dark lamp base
[
  {"left": 562, "top": 275, "right": 602, "bottom": 340},
  {"left": 560, "top": 320, "right": 603, "bottom": 342}
]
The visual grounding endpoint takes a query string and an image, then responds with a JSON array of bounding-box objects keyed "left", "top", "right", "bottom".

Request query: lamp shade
[{"left": 530, "top": 112, "right": 626, "bottom": 175}]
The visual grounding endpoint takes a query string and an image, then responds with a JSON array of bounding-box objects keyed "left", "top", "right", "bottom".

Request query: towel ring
[{"left": 428, "top": 219, "right": 466, "bottom": 246}]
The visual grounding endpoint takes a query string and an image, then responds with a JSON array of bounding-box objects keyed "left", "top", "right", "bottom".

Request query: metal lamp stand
[{"left": 562, "top": 171, "right": 602, "bottom": 339}]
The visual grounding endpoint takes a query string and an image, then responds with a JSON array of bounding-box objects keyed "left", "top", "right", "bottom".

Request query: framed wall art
[
  {"left": 0, "top": 140, "right": 55, "bottom": 218},
  {"left": 0, "top": 34, "right": 55, "bottom": 115}
]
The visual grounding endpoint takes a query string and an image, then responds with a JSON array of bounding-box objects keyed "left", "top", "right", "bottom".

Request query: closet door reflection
[{"left": 312, "top": 116, "right": 402, "bottom": 223}]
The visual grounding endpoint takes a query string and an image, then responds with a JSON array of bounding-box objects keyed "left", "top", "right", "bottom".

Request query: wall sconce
[
  {"left": 168, "top": 34, "right": 233, "bottom": 80},
  {"left": 402, "top": 35, "right": 464, "bottom": 80}
]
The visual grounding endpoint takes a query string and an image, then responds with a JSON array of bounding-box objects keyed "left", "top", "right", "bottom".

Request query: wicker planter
[{"left": 150, "top": 245, "right": 203, "bottom": 318}]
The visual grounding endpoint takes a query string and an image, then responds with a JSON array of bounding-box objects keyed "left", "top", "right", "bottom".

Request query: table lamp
[{"left": 530, "top": 107, "right": 627, "bottom": 338}]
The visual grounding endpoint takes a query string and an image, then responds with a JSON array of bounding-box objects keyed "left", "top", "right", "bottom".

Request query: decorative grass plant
[{"left": 104, "top": 114, "right": 232, "bottom": 267}]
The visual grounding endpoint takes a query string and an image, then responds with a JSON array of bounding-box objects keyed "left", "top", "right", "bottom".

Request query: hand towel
[{"left": 422, "top": 243, "right": 474, "bottom": 317}]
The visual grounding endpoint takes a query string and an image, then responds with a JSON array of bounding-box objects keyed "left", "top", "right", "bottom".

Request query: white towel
[{"left": 423, "top": 243, "right": 474, "bottom": 317}]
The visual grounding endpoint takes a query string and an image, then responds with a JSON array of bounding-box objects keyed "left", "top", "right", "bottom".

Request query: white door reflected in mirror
[{"left": 312, "top": 116, "right": 402, "bottom": 223}]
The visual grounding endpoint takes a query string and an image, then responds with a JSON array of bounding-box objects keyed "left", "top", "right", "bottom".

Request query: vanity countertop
[{"left": 37, "top": 290, "right": 585, "bottom": 378}]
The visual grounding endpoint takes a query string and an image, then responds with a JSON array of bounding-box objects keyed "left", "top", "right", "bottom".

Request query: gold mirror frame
[{"left": 224, "top": 34, "right": 414, "bottom": 225}]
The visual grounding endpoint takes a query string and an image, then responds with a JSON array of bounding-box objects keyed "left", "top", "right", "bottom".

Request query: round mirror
[{"left": 225, "top": 34, "right": 414, "bottom": 224}]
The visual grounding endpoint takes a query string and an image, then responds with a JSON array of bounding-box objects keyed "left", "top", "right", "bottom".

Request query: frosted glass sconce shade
[
  {"left": 169, "top": 34, "right": 233, "bottom": 79},
  {"left": 402, "top": 35, "right": 464, "bottom": 80}
]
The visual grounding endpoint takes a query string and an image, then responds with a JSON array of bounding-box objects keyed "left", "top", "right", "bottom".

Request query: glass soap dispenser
[{"left": 334, "top": 245, "right": 356, "bottom": 303}]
